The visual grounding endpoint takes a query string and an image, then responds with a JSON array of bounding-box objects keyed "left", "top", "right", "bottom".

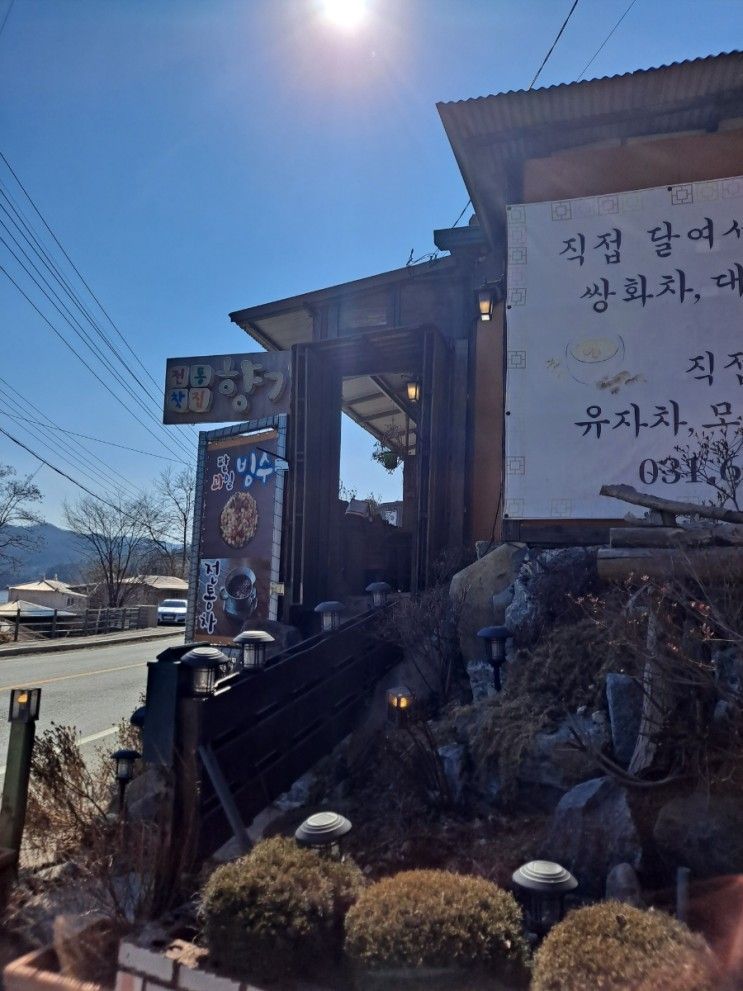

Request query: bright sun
[{"left": 321, "top": 0, "right": 368, "bottom": 30}]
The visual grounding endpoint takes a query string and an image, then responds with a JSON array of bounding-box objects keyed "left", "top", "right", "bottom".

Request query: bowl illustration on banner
[
  {"left": 565, "top": 335, "right": 625, "bottom": 385},
  {"left": 220, "top": 567, "right": 258, "bottom": 621},
  {"left": 220, "top": 491, "right": 258, "bottom": 548}
]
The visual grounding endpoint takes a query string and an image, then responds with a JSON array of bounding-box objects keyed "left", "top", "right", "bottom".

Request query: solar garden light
[
  {"left": 477, "top": 625, "right": 511, "bottom": 691},
  {"left": 365, "top": 581, "right": 391, "bottom": 609},
  {"left": 295, "top": 811, "right": 352, "bottom": 858},
  {"left": 314, "top": 600, "right": 344, "bottom": 633},
  {"left": 386, "top": 685, "right": 414, "bottom": 727},
  {"left": 512, "top": 860, "right": 577, "bottom": 939},
  {"left": 233, "top": 630, "right": 275, "bottom": 671},
  {"left": 111, "top": 748, "right": 141, "bottom": 817},
  {"left": 180, "top": 645, "right": 228, "bottom": 696},
  {"left": 0, "top": 688, "right": 42, "bottom": 859},
  {"left": 8, "top": 688, "right": 41, "bottom": 724}
]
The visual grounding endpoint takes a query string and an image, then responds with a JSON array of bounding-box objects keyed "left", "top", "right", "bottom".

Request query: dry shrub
[
  {"left": 532, "top": 901, "right": 720, "bottom": 991},
  {"left": 463, "top": 616, "right": 621, "bottom": 797},
  {"left": 200, "top": 836, "right": 365, "bottom": 983},
  {"left": 344, "top": 869, "right": 529, "bottom": 979}
]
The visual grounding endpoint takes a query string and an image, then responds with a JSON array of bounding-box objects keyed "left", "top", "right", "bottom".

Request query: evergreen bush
[
  {"left": 200, "top": 836, "right": 364, "bottom": 982},
  {"left": 531, "top": 901, "right": 719, "bottom": 991},
  {"left": 344, "top": 869, "right": 529, "bottom": 980}
]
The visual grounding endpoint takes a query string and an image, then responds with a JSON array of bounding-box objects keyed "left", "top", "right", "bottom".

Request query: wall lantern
[
  {"left": 477, "top": 288, "right": 495, "bottom": 321},
  {"left": 181, "top": 645, "right": 227, "bottom": 696},
  {"left": 8, "top": 688, "right": 41, "bottom": 724},
  {"left": 233, "top": 630, "right": 275, "bottom": 671},
  {"left": 512, "top": 860, "right": 577, "bottom": 938},
  {"left": 387, "top": 685, "right": 414, "bottom": 726},
  {"left": 477, "top": 625, "right": 511, "bottom": 691},
  {"left": 295, "top": 811, "right": 352, "bottom": 857},
  {"left": 366, "top": 581, "right": 391, "bottom": 609},
  {"left": 314, "top": 600, "right": 345, "bottom": 633},
  {"left": 405, "top": 379, "right": 421, "bottom": 403}
]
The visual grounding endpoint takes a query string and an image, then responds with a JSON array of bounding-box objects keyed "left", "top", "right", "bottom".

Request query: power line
[
  {"left": 577, "top": 0, "right": 639, "bottom": 80},
  {"left": 0, "top": 0, "right": 15, "bottom": 42},
  {"left": 0, "top": 425, "right": 186, "bottom": 545},
  {"left": 529, "top": 0, "right": 580, "bottom": 90},
  {"left": 0, "top": 185, "right": 196, "bottom": 461},
  {"left": 0, "top": 262, "right": 191, "bottom": 461},
  {"left": 0, "top": 151, "right": 198, "bottom": 439}
]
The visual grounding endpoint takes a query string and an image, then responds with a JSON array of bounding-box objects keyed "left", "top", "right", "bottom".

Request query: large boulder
[
  {"left": 505, "top": 547, "right": 599, "bottom": 647},
  {"left": 654, "top": 791, "right": 743, "bottom": 878},
  {"left": 449, "top": 542, "right": 527, "bottom": 660},
  {"left": 544, "top": 776, "right": 642, "bottom": 895},
  {"left": 606, "top": 673, "right": 643, "bottom": 767},
  {"left": 517, "top": 713, "right": 608, "bottom": 810}
]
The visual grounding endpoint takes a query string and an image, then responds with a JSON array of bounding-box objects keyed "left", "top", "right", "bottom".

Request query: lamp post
[
  {"left": 314, "top": 601, "right": 345, "bottom": 633},
  {"left": 0, "top": 688, "right": 42, "bottom": 862},
  {"left": 295, "top": 811, "right": 352, "bottom": 858},
  {"left": 180, "top": 645, "right": 227, "bottom": 696},
  {"left": 512, "top": 860, "right": 577, "bottom": 939},
  {"left": 233, "top": 630, "right": 275, "bottom": 671},
  {"left": 111, "top": 748, "right": 141, "bottom": 818},
  {"left": 477, "top": 625, "right": 511, "bottom": 691},
  {"left": 365, "top": 581, "right": 391, "bottom": 609}
]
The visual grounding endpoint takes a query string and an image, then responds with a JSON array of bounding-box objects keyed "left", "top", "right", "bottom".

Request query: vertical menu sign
[{"left": 194, "top": 428, "right": 283, "bottom": 644}]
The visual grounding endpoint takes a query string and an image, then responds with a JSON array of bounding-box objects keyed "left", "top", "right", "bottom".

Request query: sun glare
[{"left": 321, "top": 0, "right": 368, "bottom": 31}]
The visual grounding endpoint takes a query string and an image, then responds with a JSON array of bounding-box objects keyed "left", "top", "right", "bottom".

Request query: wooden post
[
  {"left": 51, "top": 609, "right": 58, "bottom": 638},
  {"left": 13, "top": 606, "right": 19, "bottom": 642}
]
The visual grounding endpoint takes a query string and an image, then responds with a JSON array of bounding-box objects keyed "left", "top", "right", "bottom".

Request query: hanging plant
[{"left": 372, "top": 443, "right": 402, "bottom": 474}]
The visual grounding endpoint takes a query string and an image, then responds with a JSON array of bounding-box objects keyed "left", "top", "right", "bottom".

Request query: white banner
[{"left": 505, "top": 175, "right": 743, "bottom": 520}]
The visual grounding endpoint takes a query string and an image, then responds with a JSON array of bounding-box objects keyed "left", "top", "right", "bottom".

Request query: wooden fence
[{"left": 1, "top": 606, "right": 158, "bottom": 643}]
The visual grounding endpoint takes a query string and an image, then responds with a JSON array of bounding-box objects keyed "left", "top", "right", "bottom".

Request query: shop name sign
[
  {"left": 163, "top": 351, "right": 291, "bottom": 424},
  {"left": 505, "top": 174, "right": 743, "bottom": 520}
]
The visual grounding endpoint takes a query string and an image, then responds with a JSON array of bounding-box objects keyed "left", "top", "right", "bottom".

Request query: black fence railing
[{"left": 143, "top": 607, "right": 401, "bottom": 862}]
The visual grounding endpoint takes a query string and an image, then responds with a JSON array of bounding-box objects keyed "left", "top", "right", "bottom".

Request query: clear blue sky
[{"left": 1, "top": 0, "right": 742, "bottom": 527}]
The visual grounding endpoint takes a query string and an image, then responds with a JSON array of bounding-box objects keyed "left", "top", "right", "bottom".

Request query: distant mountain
[{"left": 0, "top": 523, "right": 90, "bottom": 589}]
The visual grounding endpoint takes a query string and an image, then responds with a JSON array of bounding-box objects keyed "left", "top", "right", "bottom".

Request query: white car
[{"left": 157, "top": 599, "right": 188, "bottom": 625}]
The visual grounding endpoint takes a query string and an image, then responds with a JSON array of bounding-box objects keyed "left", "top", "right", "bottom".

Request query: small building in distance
[
  {"left": 120, "top": 575, "right": 189, "bottom": 607},
  {"left": 7, "top": 577, "right": 88, "bottom": 612}
]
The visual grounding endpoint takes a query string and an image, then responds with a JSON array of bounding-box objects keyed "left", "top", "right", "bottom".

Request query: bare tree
[
  {"left": 64, "top": 494, "right": 160, "bottom": 607},
  {"left": 0, "top": 463, "right": 43, "bottom": 568},
  {"left": 139, "top": 468, "right": 195, "bottom": 579}
]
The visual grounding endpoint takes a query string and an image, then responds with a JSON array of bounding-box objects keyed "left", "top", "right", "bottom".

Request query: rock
[
  {"left": 605, "top": 673, "right": 643, "bottom": 767},
  {"left": 712, "top": 644, "right": 743, "bottom": 699},
  {"left": 491, "top": 586, "right": 514, "bottom": 623},
  {"left": 466, "top": 659, "right": 496, "bottom": 702},
  {"left": 125, "top": 766, "right": 169, "bottom": 822},
  {"left": 605, "top": 862, "right": 643, "bottom": 906},
  {"left": 654, "top": 791, "right": 743, "bottom": 878},
  {"left": 437, "top": 743, "right": 467, "bottom": 805},
  {"left": 274, "top": 770, "right": 316, "bottom": 811},
  {"left": 516, "top": 713, "right": 607, "bottom": 810},
  {"left": 505, "top": 547, "right": 599, "bottom": 646},
  {"left": 544, "top": 776, "right": 642, "bottom": 895},
  {"left": 450, "top": 542, "right": 527, "bottom": 660}
]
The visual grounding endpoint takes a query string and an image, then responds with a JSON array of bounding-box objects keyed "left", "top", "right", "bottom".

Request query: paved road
[{"left": 0, "top": 634, "right": 183, "bottom": 778}]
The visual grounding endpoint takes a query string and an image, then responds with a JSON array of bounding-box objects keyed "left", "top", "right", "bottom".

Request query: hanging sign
[{"left": 164, "top": 351, "right": 291, "bottom": 424}]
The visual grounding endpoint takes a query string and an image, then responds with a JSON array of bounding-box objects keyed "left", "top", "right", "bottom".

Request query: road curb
[{"left": 0, "top": 629, "right": 183, "bottom": 659}]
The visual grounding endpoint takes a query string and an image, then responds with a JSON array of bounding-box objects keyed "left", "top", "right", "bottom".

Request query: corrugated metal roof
[
  {"left": 438, "top": 51, "right": 743, "bottom": 248},
  {"left": 9, "top": 579, "right": 82, "bottom": 594},
  {"left": 121, "top": 575, "right": 188, "bottom": 589},
  {"left": 438, "top": 51, "right": 743, "bottom": 136}
]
